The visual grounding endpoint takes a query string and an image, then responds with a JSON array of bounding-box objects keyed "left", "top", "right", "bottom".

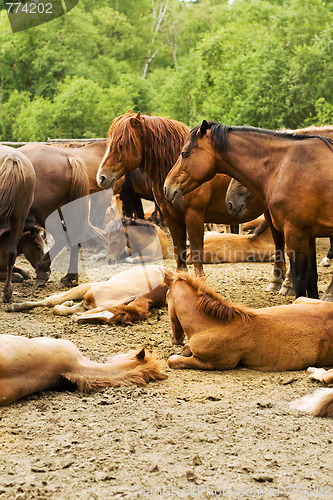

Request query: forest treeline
[{"left": 0, "top": 0, "right": 332, "bottom": 141}]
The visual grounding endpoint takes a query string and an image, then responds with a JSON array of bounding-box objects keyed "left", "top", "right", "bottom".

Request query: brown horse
[
  {"left": 7, "top": 265, "right": 169, "bottom": 325},
  {"left": 96, "top": 111, "right": 264, "bottom": 276},
  {"left": 0, "top": 146, "right": 36, "bottom": 301},
  {"left": 164, "top": 272, "right": 333, "bottom": 372},
  {"left": 19, "top": 143, "right": 107, "bottom": 287},
  {"left": 225, "top": 126, "right": 333, "bottom": 298},
  {"left": 163, "top": 121, "right": 333, "bottom": 298},
  {"left": 0, "top": 226, "right": 44, "bottom": 282},
  {"left": 105, "top": 218, "right": 168, "bottom": 264},
  {"left": 0, "top": 336, "right": 167, "bottom": 406}
]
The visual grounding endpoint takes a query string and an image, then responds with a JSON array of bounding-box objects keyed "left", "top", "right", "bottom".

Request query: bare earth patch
[{"left": 0, "top": 239, "right": 332, "bottom": 500}]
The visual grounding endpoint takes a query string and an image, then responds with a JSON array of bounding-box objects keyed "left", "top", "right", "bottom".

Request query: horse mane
[
  {"left": 105, "top": 217, "right": 157, "bottom": 233},
  {"left": 63, "top": 349, "right": 167, "bottom": 392},
  {"left": 107, "top": 112, "right": 190, "bottom": 185},
  {"left": 172, "top": 272, "right": 253, "bottom": 322},
  {"left": 187, "top": 122, "right": 333, "bottom": 156}
]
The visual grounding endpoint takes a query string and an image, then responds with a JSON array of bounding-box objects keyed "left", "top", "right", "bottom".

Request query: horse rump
[{"left": 290, "top": 389, "right": 333, "bottom": 418}]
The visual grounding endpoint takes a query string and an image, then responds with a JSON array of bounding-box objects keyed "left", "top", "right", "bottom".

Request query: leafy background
[{"left": 0, "top": 0, "right": 332, "bottom": 140}]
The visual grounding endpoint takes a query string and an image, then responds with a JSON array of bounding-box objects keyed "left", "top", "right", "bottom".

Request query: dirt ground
[{"left": 0, "top": 238, "right": 333, "bottom": 500}]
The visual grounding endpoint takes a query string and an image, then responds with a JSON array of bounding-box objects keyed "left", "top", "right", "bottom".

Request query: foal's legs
[{"left": 168, "top": 354, "right": 214, "bottom": 370}]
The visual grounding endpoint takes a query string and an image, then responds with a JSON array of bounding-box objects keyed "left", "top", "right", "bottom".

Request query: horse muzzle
[
  {"left": 164, "top": 180, "right": 183, "bottom": 207},
  {"left": 97, "top": 171, "right": 116, "bottom": 190}
]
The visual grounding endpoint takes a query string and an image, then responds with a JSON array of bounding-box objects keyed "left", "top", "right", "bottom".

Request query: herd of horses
[{"left": 0, "top": 111, "right": 332, "bottom": 418}]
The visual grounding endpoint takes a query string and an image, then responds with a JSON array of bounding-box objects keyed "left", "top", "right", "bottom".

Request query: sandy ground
[{"left": 0, "top": 238, "right": 333, "bottom": 500}]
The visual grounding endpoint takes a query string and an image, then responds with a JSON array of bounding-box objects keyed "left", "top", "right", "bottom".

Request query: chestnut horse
[
  {"left": 0, "top": 226, "right": 44, "bottom": 282},
  {"left": 164, "top": 272, "right": 333, "bottom": 372},
  {"left": 105, "top": 218, "right": 168, "bottom": 264},
  {"left": 19, "top": 143, "right": 107, "bottom": 287},
  {"left": 7, "top": 265, "right": 169, "bottom": 325},
  {"left": 164, "top": 121, "right": 333, "bottom": 298},
  {"left": 225, "top": 126, "right": 333, "bottom": 298},
  {"left": 0, "top": 336, "right": 167, "bottom": 406},
  {"left": 96, "top": 111, "right": 264, "bottom": 276},
  {"left": 0, "top": 146, "right": 36, "bottom": 301}
]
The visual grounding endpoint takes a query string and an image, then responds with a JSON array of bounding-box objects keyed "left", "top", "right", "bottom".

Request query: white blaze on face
[{"left": 85, "top": 310, "right": 115, "bottom": 320}]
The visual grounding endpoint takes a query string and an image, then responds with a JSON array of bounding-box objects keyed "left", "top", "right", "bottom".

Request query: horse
[
  {"left": 163, "top": 121, "right": 333, "bottom": 298},
  {"left": 290, "top": 366, "right": 333, "bottom": 418},
  {"left": 18, "top": 143, "right": 107, "bottom": 287},
  {"left": 0, "top": 225, "right": 44, "bottom": 282},
  {"left": 0, "top": 146, "right": 36, "bottom": 301},
  {"left": 192, "top": 220, "right": 274, "bottom": 263},
  {"left": 163, "top": 272, "right": 333, "bottom": 373},
  {"left": 7, "top": 265, "right": 169, "bottom": 325},
  {"left": 0, "top": 336, "right": 167, "bottom": 406},
  {"left": 96, "top": 111, "right": 264, "bottom": 276},
  {"left": 105, "top": 218, "right": 168, "bottom": 264}
]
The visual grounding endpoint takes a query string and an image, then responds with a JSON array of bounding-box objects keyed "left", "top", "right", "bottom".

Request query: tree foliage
[{"left": 0, "top": 0, "right": 332, "bottom": 140}]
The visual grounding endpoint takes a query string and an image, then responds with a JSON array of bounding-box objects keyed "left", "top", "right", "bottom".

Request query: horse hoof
[
  {"left": 319, "top": 256, "right": 331, "bottom": 267},
  {"left": 3, "top": 293, "right": 12, "bottom": 303},
  {"left": 266, "top": 282, "right": 282, "bottom": 293},
  {"left": 322, "top": 294, "right": 333, "bottom": 302},
  {"left": 279, "top": 286, "right": 295, "bottom": 297},
  {"left": 12, "top": 273, "right": 24, "bottom": 283}
]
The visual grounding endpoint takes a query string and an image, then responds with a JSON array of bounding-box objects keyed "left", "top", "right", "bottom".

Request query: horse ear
[
  {"left": 198, "top": 274, "right": 209, "bottom": 284},
  {"left": 198, "top": 120, "right": 209, "bottom": 137},
  {"left": 130, "top": 111, "right": 141, "bottom": 128},
  {"left": 162, "top": 269, "right": 175, "bottom": 287},
  {"left": 126, "top": 109, "right": 132, "bottom": 114},
  {"left": 135, "top": 346, "right": 146, "bottom": 360}
]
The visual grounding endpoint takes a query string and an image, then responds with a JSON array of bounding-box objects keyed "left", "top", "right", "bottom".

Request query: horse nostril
[
  {"left": 100, "top": 175, "right": 106, "bottom": 185},
  {"left": 228, "top": 201, "right": 233, "bottom": 211},
  {"left": 164, "top": 185, "right": 167, "bottom": 196}
]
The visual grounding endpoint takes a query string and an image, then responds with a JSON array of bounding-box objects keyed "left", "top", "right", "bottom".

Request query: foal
[{"left": 0, "top": 335, "right": 167, "bottom": 406}]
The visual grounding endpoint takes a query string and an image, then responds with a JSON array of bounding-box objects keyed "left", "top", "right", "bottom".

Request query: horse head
[{"left": 96, "top": 111, "right": 144, "bottom": 190}]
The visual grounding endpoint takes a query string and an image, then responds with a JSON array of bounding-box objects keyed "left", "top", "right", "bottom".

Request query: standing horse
[
  {"left": 164, "top": 272, "right": 333, "bottom": 372},
  {"left": 96, "top": 111, "right": 264, "bottom": 276},
  {"left": 0, "top": 146, "right": 36, "bottom": 301},
  {"left": 0, "top": 336, "right": 167, "bottom": 406},
  {"left": 226, "top": 126, "right": 333, "bottom": 298},
  {"left": 163, "top": 121, "right": 333, "bottom": 298}
]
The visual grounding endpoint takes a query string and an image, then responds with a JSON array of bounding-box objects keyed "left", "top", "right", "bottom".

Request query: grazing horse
[
  {"left": 106, "top": 218, "right": 168, "bottom": 264},
  {"left": 290, "top": 366, "right": 333, "bottom": 418},
  {"left": 0, "top": 336, "right": 167, "bottom": 406},
  {"left": 193, "top": 220, "right": 274, "bottom": 263},
  {"left": 0, "top": 226, "right": 44, "bottom": 282},
  {"left": 163, "top": 121, "right": 333, "bottom": 298},
  {"left": 7, "top": 265, "right": 169, "bottom": 325},
  {"left": 19, "top": 143, "right": 106, "bottom": 287},
  {"left": 164, "top": 273, "right": 333, "bottom": 372},
  {"left": 0, "top": 146, "right": 36, "bottom": 301},
  {"left": 96, "top": 111, "right": 264, "bottom": 276}
]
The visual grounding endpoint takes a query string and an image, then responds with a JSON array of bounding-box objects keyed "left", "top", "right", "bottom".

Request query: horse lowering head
[
  {"left": 164, "top": 120, "right": 221, "bottom": 205},
  {"left": 226, "top": 179, "right": 259, "bottom": 217},
  {"left": 97, "top": 111, "right": 144, "bottom": 190}
]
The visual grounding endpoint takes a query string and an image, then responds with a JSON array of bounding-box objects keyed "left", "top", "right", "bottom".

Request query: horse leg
[
  {"left": 286, "top": 234, "right": 310, "bottom": 298},
  {"left": 264, "top": 211, "right": 287, "bottom": 293},
  {"left": 185, "top": 210, "right": 205, "bottom": 276},
  {"left": 167, "top": 354, "right": 214, "bottom": 370},
  {"left": 165, "top": 217, "right": 187, "bottom": 272},
  {"left": 321, "top": 274, "right": 333, "bottom": 302},
  {"left": 35, "top": 251, "right": 52, "bottom": 286},
  {"left": 3, "top": 219, "right": 24, "bottom": 302},
  {"left": 60, "top": 245, "right": 79, "bottom": 288},
  {"left": 306, "top": 238, "right": 318, "bottom": 299},
  {"left": 319, "top": 237, "right": 333, "bottom": 267}
]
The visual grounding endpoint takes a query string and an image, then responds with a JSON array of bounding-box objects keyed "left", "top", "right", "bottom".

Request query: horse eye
[{"left": 181, "top": 151, "right": 189, "bottom": 158}]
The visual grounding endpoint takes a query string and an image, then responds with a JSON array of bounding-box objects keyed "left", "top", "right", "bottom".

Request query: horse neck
[{"left": 219, "top": 132, "right": 285, "bottom": 203}]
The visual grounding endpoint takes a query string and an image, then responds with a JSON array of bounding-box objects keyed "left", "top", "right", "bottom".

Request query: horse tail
[
  {"left": 0, "top": 156, "right": 26, "bottom": 220},
  {"left": 290, "top": 388, "right": 333, "bottom": 418},
  {"left": 63, "top": 350, "right": 168, "bottom": 392},
  {"left": 68, "top": 156, "right": 90, "bottom": 202}
]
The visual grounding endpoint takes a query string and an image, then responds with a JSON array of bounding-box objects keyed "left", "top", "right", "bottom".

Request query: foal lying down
[
  {"left": 7, "top": 265, "right": 169, "bottom": 325},
  {"left": 0, "top": 335, "right": 167, "bottom": 406}
]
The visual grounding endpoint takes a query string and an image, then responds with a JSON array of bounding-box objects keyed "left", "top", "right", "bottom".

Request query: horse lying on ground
[
  {"left": 164, "top": 273, "right": 333, "bottom": 372},
  {"left": 7, "top": 265, "right": 169, "bottom": 325},
  {"left": 0, "top": 336, "right": 167, "bottom": 406},
  {"left": 106, "top": 218, "right": 168, "bottom": 264},
  {"left": 290, "top": 367, "right": 333, "bottom": 418},
  {"left": 0, "top": 226, "right": 44, "bottom": 282},
  {"left": 189, "top": 220, "right": 274, "bottom": 263}
]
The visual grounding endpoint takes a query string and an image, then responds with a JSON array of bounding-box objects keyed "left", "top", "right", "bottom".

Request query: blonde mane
[{"left": 172, "top": 272, "right": 253, "bottom": 322}]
